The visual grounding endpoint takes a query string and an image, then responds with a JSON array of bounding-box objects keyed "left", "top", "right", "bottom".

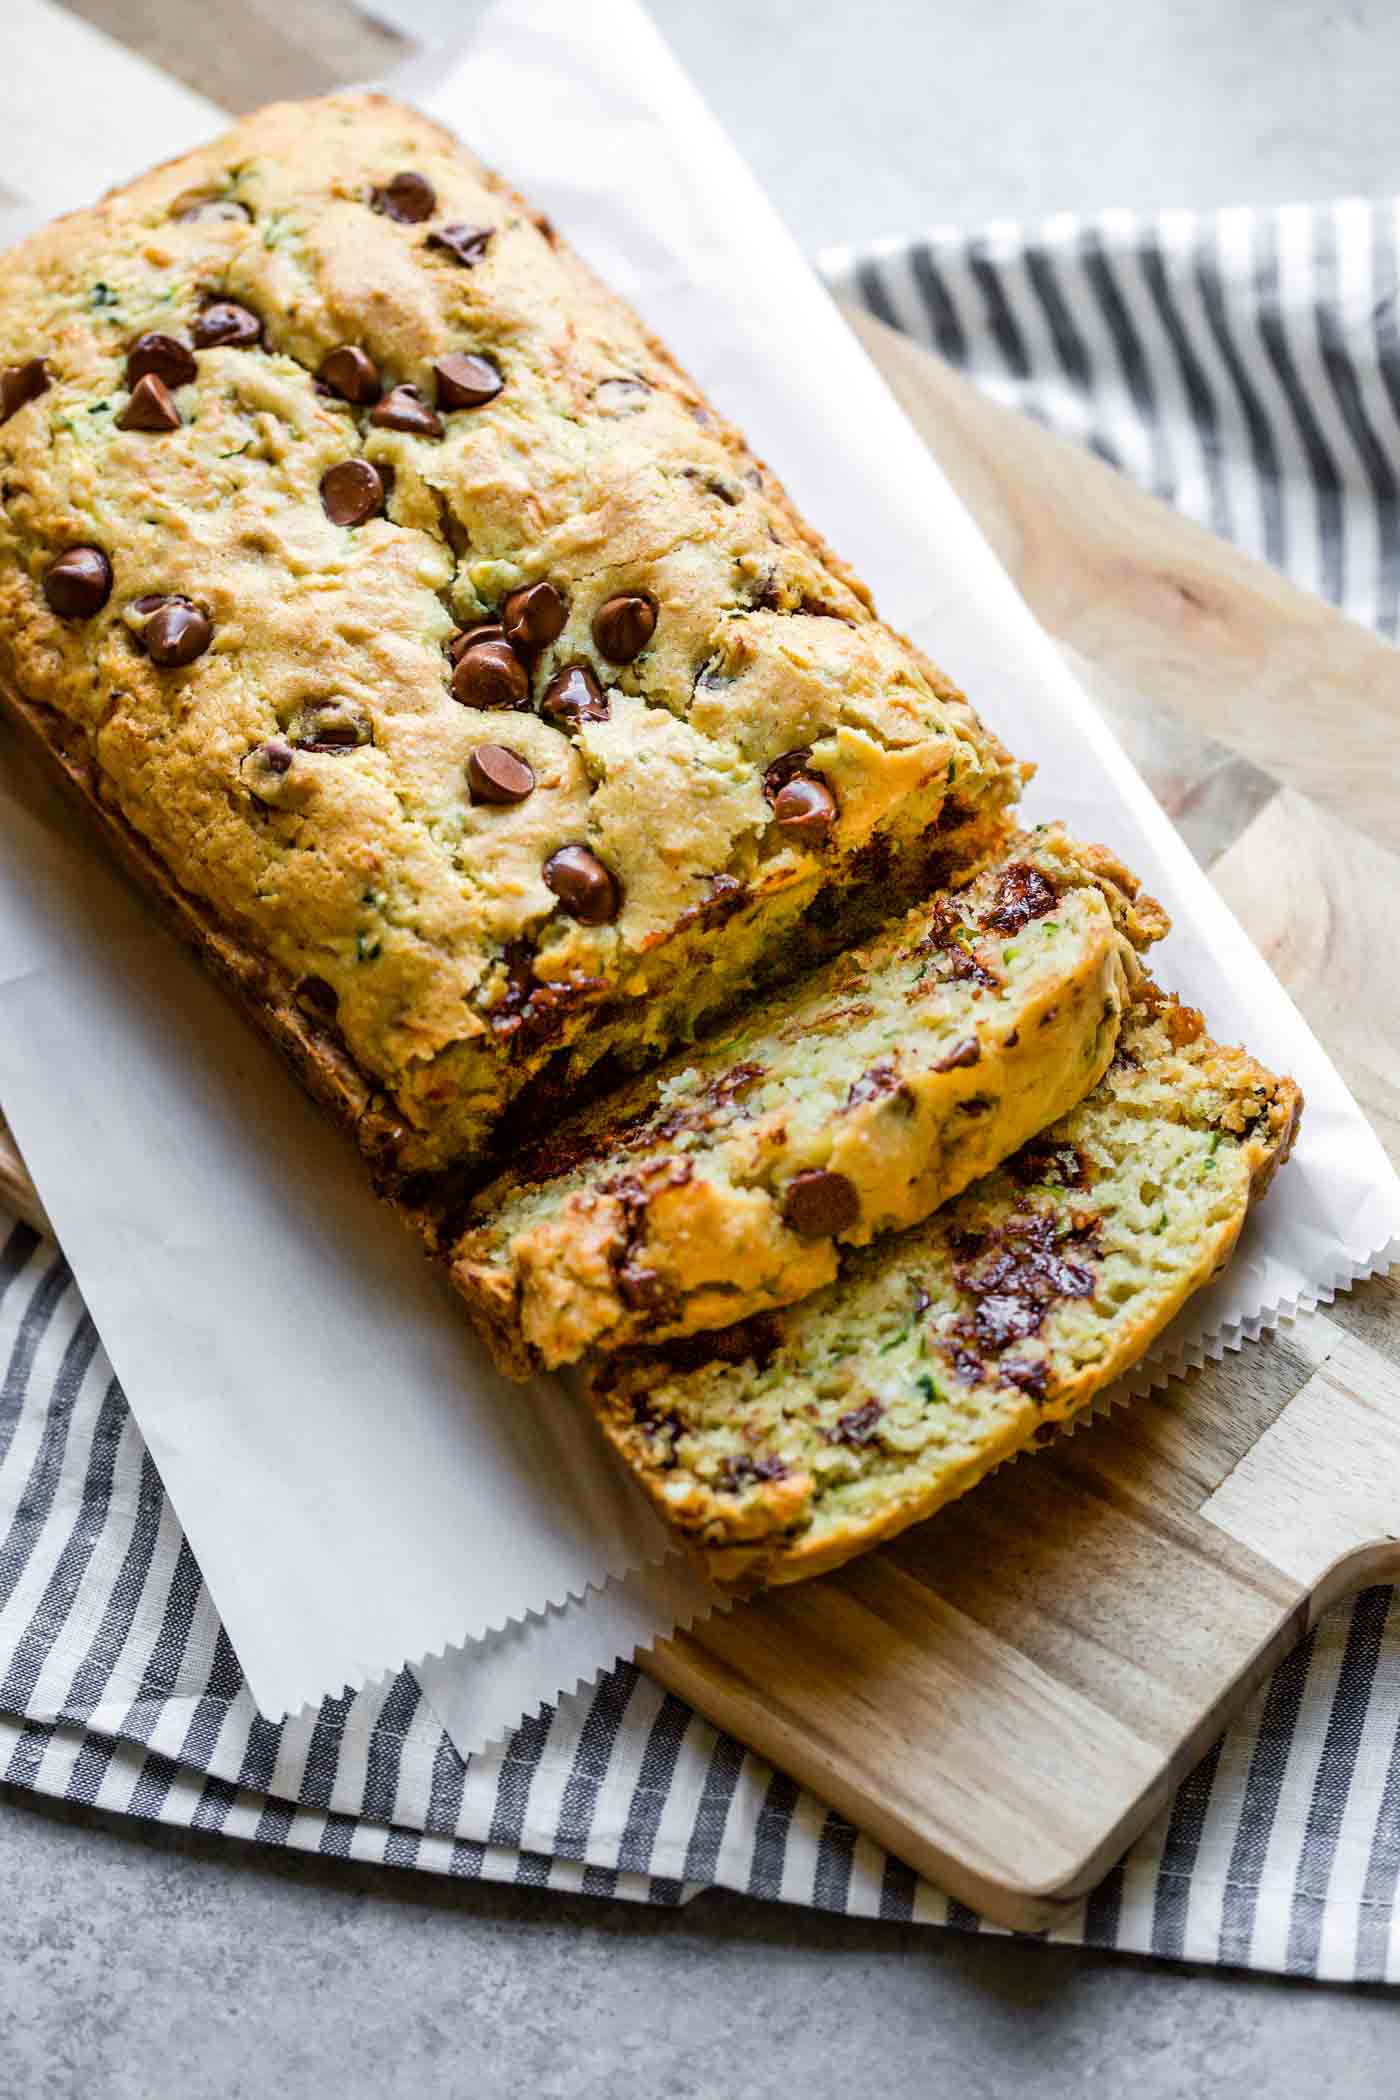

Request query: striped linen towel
[{"left": 1, "top": 201, "right": 1398, "bottom": 1982}]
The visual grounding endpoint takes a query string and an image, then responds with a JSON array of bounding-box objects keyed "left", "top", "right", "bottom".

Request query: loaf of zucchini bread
[
  {"left": 0, "top": 93, "right": 1021, "bottom": 1179},
  {"left": 584, "top": 990, "right": 1302, "bottom": 1586},
  {"left": 452, "top": 826, "right": 1168, "bottom": 1374}
]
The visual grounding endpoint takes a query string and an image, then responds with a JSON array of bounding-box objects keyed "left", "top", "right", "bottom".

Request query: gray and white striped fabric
[
  {"left": 3, "top": 200, "right": 1399, "bottom": 1983},
  {"left": 825, "top": 201, "right": 1400, "bottom": 637}
]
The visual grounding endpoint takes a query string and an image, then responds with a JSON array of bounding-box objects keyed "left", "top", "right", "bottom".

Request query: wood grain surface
[{"left": 10, "top": 5, "right": 1398, "bottom": 1930}]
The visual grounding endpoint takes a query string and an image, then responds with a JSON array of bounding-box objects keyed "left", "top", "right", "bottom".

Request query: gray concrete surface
[
  {"left": 11, "top": 3, "right": 1400, "bottom": 2093},
  {"left": 5, "top": 1781, "right": 1400, "bottom": 2098}
]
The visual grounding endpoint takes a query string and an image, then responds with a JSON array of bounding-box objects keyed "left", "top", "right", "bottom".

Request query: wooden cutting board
[
  {"left": 639, "top": 310, "right": 1400, "bottom": 1930},
  {"left": 2, "top": 301, "right": 1397, "bottom": 1936}
]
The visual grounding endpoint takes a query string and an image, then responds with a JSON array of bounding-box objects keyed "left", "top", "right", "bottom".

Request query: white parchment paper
[{"left": 1, "top": 0, "right": 1396, "bottom": 1740}]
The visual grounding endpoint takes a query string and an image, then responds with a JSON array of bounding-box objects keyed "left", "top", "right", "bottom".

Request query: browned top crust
[{"left": 0, "top": 92, "right": 1021, "bottom": 1175}]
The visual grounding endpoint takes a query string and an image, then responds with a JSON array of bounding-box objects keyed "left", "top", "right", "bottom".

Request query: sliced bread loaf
[
  {"left": 452, "top": 827, "right": 1167, "bottom": 1374},
  {"left": 583, "top": 988, "right": 1302, "bottom": 1586}
]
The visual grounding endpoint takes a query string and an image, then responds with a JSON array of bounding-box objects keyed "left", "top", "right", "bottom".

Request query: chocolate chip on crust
[
  {"left": 317, "top": 346, "right": 382, "bottom": 406},
  {"left": 543, "top": 845, "right": 622, "bottom": 924},
  {"left": 1, "top": 358, "right": 49, "bottom": 423},
  {"left": 371, "top": 171, "right": 436, "bottom": 223},
  {"left": 370, "top": 385, "right": 444, "bottom": 438},
  {"left": 320, "top": 459, "right": 386, "bottom": 526},
  {"left": 43, "top": 547, "right": 112, "bottom": 618},
  {"left": 125, "top": 332, "right": 197, "bottom": 389},
  {"left": 116, "top": 373, "right": 182, "bottom": 431},
  {"left": 452, "top": 639, "right": 530, "bottom": 710},
  {"left": 467, "top": 743, "right": 535, "bottom": 805},
  {"left": 433, "top": 352, "right": 503, "bottom": 409},
  {"left": 191, "top": 301, "right": 261, "bottom": 349}
]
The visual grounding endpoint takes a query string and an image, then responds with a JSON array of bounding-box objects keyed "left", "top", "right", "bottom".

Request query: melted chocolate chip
[
  {"left": 543, "top": 845, "right": 621, "bottom": 924},
  {"left": 191, "top": 301, "right": 261, "bottom": 350},
  {"left": 540, "top": 661, "right": 607, "bottom": 733},
  {"left": 126, "top": 333, "right": 197, "bottom": 390},
  {"left": 781, "top": 1168, "right": 860, "bottom": 1240},
  {"left": 451, "top": 638, "right": 529, "bottom": 710},
  {"left": 982, "top": 861, "right": 1060, "bottom": 934},
  {"left": 433, "top": 352, "right": 502, "bottom": 409},
  {"left": 1006, "top": 1139, "right": 1091, "bottom": 1190},
  {"left": 846, "top": 1058, "right": 908, "bottom": 1109},
  {"left": 772, "top": 774, "right": 836, "bottom": 845},
  {"left": 467, "top": 743, "right": 535, "bottom": 805},
  {"left": 719, "top": 1452, "right": 789, "bottom": 1492},
  {"left": 43, "top": 547, "right": 112, "bottom": 618},
  {"left": 371, "top": 171, "right": 436, "bottom": 223},
  {"left": 1, "top": 357, "right": 49, "bottom": 424},
  {"left": 831, "top": 1399, "right": 884, "bottom": 1446},
  {"left": 426, "top": 223, "right": 493, "bottom": 267},
  {"left": 291, "top": 698, "right": 372, "bottom": 751},
  {"left": 317, "top": 346, "right": 381, "bottom": 406},
  {"left": 320, "top": 458, "right": 385, "bottom": 527},
  {"left": 369, "top": 385, "right": 443, "bottom": 438},
  {"left": 591, "top": 593, "right": 656, "bottom": 662},
  {"left": 934, "top": 1036, "right": 981, "bottom": 1073},
  {"left": 952, "top": 1208, "right": 1097, "bottom": 1356},
  {"left": 502, "top": 581, "right": 566, "bottom": 650},
  {"left": 144, "top": 599, "right": 212, "bottom": 666},
  {"left": 116, "top": 373, "right": 181, "bottom": 431},
  {"left": 762, "top": 748, "right": 815, "bottom": 800}
]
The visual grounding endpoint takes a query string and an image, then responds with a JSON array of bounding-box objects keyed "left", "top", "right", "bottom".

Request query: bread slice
[
  {"left": 452, "top": 827, "right": 1168, "bottom": 1375},
  {"left": 583, "top": 989, "right": 1302, "bottom": 1587}
]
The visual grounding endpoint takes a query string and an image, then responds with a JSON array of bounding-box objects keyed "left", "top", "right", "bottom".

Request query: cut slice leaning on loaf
[
  {"left": 584, "top": 988, "right": 1302, "bottom": 1587},
  {"left": 451, "top": 825, "right": 1168, "bottom": 1375}
]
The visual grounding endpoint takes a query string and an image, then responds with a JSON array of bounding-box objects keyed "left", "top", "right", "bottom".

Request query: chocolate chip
[
  {"left": 426, "top": 224, "right": 492, "bottom": 267},
  {"left": 502, "top": 581, "right": 566, "bottom": 650},
  {"left": 543, "top": 845, "right": 621, "bottom": 924},
  {"left": 320, "top": 458, "right": 385, "bottom": 527},
  {"left": 191, "top": 301, "right": 261, "bottom": 350},
  {"left": 317, "top": 346, "right": 381, "bottom": 406},
  {"left": 291, "top": 698, "right": 372, "bottom": 750},
  {"left": 242, "top": 737, "right": 311, "bottom": 808},
  {"left": 540, "top": 661, "right": 608, "bottom": 732},
  {"left": 130, "top": 593, "right": 169, "bottom": 617},
  {"left": 433, "top": 352, "right": 503, "bottom": 410},
  {"left": 467, "top": 743, "right": 535, "bottom": 805},
  {"left": 934, "top": 1036, "right": 981, "bottom": 1073},
  {"left": 451, "top": 638, "right": 529, "bottom": 710},
  {"left": 591, "top": 592, "right": 656, "bottom": 662},
  {"left": 145, "top": 599, "right": 212, "bottom": 666},
  {"left": 371, "top": 171, "right": 436, "bottom": 223},
  {"left": 296, "top": 974, "right": 338, "bottom": 1018},
  {"left": 126, "top": 332, "right": 197, "bottom": 389},
  {"left": 116, "top": 373, "right": 181, "bottom": 432},
  {"left": 772, "top": 774, "right": 837, "bottom": 845},
  {"left": 449, "top": 622, "right": 507, "bottom": 663},
  {"left": 1, "top": 358, "right": 49, "bottom": 424},
  {"left": 762, "top": 748, "right": 813, "bottom": 800},
  {"left": 369, "top": 385, "right": 443, "bottom": 438},
  {"left": 43, "top": 547, "right": 112, "bottom": 619},
  {"left": 781, "top": 1168, "right": 860, "bottom": 1240}
]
